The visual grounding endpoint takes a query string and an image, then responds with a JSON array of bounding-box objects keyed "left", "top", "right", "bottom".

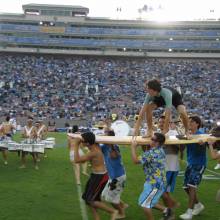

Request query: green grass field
[{"left": 0, "top": 132, "right": 220, "bottom": 220}]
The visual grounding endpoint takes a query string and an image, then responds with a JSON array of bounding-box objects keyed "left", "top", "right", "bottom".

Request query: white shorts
[
  {"left": 138, "top": 182, "right": 164, "bottom": 209},
  {"left": 101, "top": 174, "right": 126, "bottom": 204},
  {"left": 70, "top": 149, "right": 84, "bottom": 162}
]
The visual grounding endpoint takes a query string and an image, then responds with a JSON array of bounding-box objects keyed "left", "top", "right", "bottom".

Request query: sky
[{"left": 0, "top": 0, "right": 220, "bottom": 21}]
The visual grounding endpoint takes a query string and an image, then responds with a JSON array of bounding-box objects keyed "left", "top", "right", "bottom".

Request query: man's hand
[
  {"left": 131, "top": 139, "right": 140, "bottom": 164},
  {"left": 186, "top": 134, "right": 193, "bottom": 140},
  {"left": 185, "top": 131, "right": 190, "bottom": 139},
  {"left": 207, "top": 138, "right": 216, "bottom": 146},
  {"left": 198, "top": 139, "right": 204, "bottom": 145},
  {"left": 131, "top": 138, "right": 138, "bottom": 148},
  {"left": 132, "top": 128, "right": 139, "bottom": 138},
  {"left": 162, "top": 128, "right": 169, "bottom": 135}
]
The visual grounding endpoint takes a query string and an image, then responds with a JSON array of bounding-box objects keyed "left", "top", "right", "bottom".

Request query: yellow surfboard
[{"left": 68, "top": 133, "right": 220, "bottom": 145}]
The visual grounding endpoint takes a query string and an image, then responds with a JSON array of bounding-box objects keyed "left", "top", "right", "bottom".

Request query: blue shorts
[
  {"left": 183, "top": 165, "right": 206, "bottom": 189},
  {"left": 165, "top": 171, "right": 178, "bottom": 193},
  {"left": 138, "top": 182, "right": 164, "bottom": 209}
]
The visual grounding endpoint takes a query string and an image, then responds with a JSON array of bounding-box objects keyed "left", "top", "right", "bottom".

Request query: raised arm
[
  {"left": 71, "top": 138, "right": 95, "bottom": 163},
  {"left": 130, "top": 140, "right": 140, "bottom": 164},
  {"left": 163, "top": 108, "right": 171, "bottom": 134},
  {"left": 163, "top": 89, "right": 172, "bottom": 134},
  {"left": 208, "top": 141, "right": 220, "bottom": 160},
  {"left": 133, "top": 104, "right": 147, "bottom": 137}
]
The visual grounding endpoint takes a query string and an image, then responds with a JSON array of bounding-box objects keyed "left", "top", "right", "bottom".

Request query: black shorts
[
  {"left": 153, "top": 87, "right": 183, "bottom": 109},
  {"left": 82, "top": 173, "right": 108, "bottom": 204},
  {"left": 183, "top": 165, "right": 206, "bottom": 188}
]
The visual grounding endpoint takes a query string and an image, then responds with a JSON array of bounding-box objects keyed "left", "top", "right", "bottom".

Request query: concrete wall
[{"left": 1, "top": 46, "right": 220, "bottom": 58}]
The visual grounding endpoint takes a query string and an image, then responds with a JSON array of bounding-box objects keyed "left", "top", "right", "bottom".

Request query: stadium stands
[
  {"left": 0, "top": 54, "right": 219, "bottom": 126},
  {"left": 1, "top": 23, "right": 220, "bottom": 37},
  {"left": 1, "top": 4, "right": 220, "bottom": 55},
  {"left": 0, "top": 4, "right": 219, "bottom": 128}
]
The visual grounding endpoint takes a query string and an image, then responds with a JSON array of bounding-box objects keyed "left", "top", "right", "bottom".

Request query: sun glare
[{"left": 0, "top": 0, "right": 220, "bottom": 21}]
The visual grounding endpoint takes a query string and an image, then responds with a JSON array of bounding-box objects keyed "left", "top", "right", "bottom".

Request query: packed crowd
[{"left": 0, "top": 54, "right": 219, "bottom": 124}]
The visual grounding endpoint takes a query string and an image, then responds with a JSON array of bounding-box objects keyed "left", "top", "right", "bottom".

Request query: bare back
[{"left": 2, "top": 122, "right": 13, "bottom": 136}]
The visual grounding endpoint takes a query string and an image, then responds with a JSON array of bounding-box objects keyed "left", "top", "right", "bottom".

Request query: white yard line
[
  {"left": 205, "top": 168, "right": 220, "bottom": 177},
  {"left": 72, "top": 167, "right": 89, "bottom": 220},
  {"left": 178, "top": 160, "right": 220, "bottom": 179},
  {"left": 76, "top": 184, "right": 89, "bottom": 220}
]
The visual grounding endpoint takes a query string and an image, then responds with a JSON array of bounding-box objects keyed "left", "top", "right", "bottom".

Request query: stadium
[{"left": 0, "top": 2, "right": 220, "bottom": 220}]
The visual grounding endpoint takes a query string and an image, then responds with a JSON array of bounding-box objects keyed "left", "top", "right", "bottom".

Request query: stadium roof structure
[
  {"left": 0, "top": 13, "right": 24, "bottom": 17},
  {"left": 22, "top": 4, "right": 89, "bottom": 17},
  {"left": 1, "top": 3, "right": 220, "bottom": 57}
]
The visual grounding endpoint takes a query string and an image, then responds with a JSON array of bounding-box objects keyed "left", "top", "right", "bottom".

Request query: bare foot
[
  {"left": 111, "top": 210, "right": 119, "bottom": 220},
  {"left": 116, "top": 203, "right": 129, "bottom": 219}
]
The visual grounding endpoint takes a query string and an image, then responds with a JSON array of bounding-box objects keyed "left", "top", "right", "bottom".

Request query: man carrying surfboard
[{"left": 179, "top": 115, "right": 206, "bottom": 220}]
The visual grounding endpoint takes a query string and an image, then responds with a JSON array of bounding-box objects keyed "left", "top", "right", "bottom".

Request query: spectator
[{"left": 0, "top": 54, "right": 219, "bottom": 128}]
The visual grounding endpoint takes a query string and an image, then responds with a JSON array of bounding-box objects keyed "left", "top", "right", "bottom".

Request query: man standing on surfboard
[{"left": 133, "top": 79, "right": 189, "bottom": 138}]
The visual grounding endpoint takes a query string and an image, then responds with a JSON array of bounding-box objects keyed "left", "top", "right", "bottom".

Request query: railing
[
  {"left": 1, "top": 23, "right": 220, "bottom": 37},
  {"left": 1, "top": 35, "right": 220, "bottom": 50},
  {"left": 0, "top": 24, "right": 39, "bottom": 32}
]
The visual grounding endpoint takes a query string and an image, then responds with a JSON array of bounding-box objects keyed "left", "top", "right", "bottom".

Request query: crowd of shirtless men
[{"left": 0, "top": 116, "right": 48, "bottom": 170}]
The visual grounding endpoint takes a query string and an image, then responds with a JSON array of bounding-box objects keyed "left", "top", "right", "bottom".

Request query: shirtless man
[
  {"left": 20, "top": 116, "right": 38, "bottom": 169},
  {"left": 208, "top": 139, "right": 220, "bottom": 202},
  {"left": 134, "top": 79, "right": 189, "bottom": 137},
  {"left": 36, "top": 120, "right": 47, "bottom": 141},
  {"left": 0, "top": 116, "right": 15, "bottom": 164},
  {"left": 35, "top": 120, "right": 48, "bottom": 160},
  {"left": 68, "top": 125, "right": 88, "bottom": 185},
  {"left": 70, "top": 132, "right": 118, "bottom": 220}
]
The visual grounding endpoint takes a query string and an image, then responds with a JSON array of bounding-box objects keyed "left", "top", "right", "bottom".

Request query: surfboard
[{"left": 68, "top": 133, "right": 220, "bottom": 145}]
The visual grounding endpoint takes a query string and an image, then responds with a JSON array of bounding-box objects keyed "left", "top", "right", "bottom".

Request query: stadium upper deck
[{"left": 0, "top": 4, "right": 220, "bottom": 57}]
